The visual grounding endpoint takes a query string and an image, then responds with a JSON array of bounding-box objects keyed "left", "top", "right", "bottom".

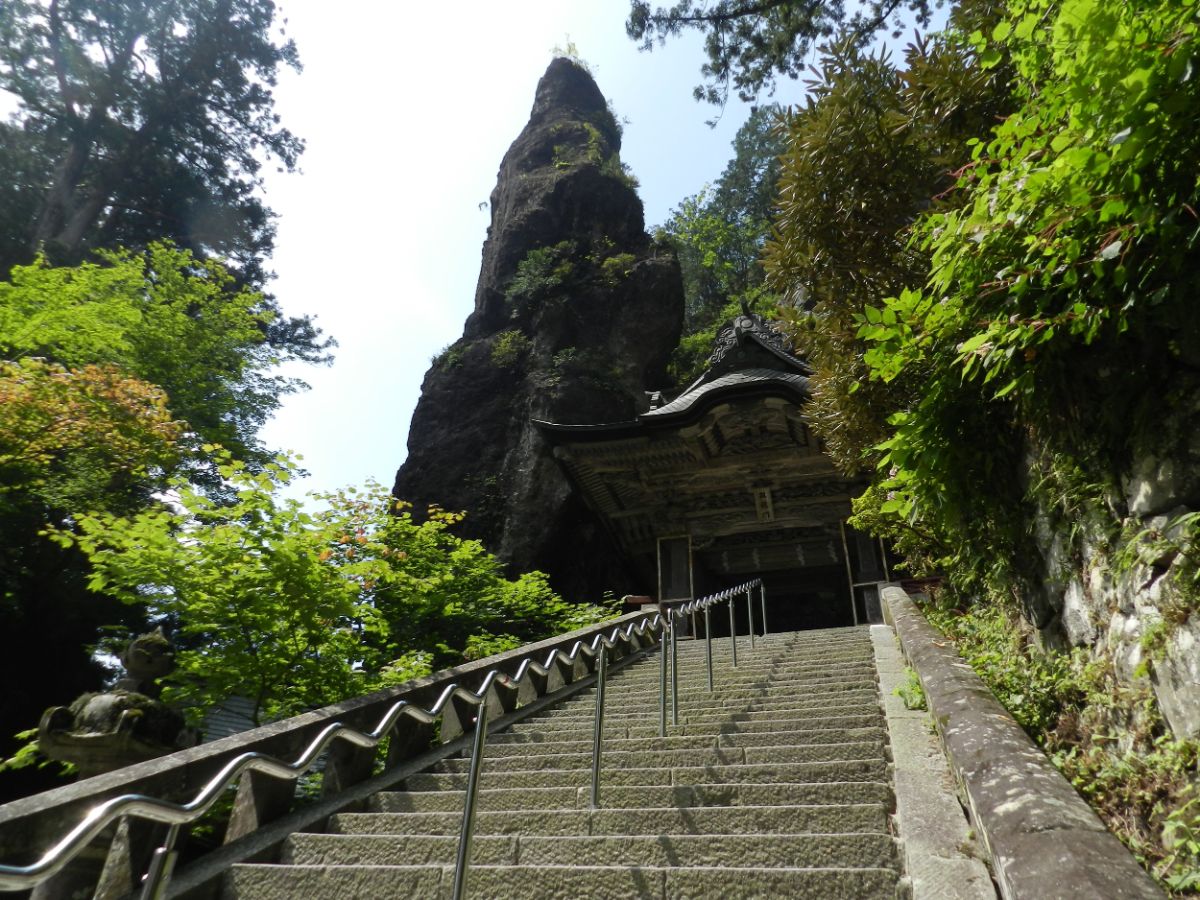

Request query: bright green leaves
[
  {"left": 845, "top": 0, "right": 1200, "bottom": 602},
  {"left": 0, "top": 243, "right": 309, "bottom": 464},
  {"left": 0, "top": 359, "right": 182, "bottom": 513},
  {"left": 52, "top": 457, "right": 616, "bottom": 725}
]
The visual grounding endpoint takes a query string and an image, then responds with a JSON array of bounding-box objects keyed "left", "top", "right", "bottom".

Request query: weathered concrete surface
[
  {"left": 883, "top": 586, "right": 1163, "bottom": 899},
  {"left": 872, "top": 623, "right": 996, "bottom": 900}
]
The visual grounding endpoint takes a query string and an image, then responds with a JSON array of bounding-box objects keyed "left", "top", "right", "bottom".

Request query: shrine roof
[{"left": 643, "top": 368, "right": 808, "bottom": 419}]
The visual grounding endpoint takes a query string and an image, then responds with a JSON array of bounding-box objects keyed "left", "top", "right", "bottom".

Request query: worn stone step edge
[
  {"left": 431, "top": 740, "right": 887, "bottom": 772},
  {"left": 370, "top": 780, "right": 894, "bottom": 813},
  {"left": 403, "top": 758, "right": 890, "bottom": 791},
  {"left": 536, "top": 700, "right": 883, "bottom": 723},
  {"left": 327, "top": 803, "right": 890, "bottom": 839},
  {"left": 225, "top": 862, "right": 901, "bottom": 900},
  {"left": 481, "top": 726, "right": 886, "bottom": 757},
  {"left": 495, "top": 713, "right": 885, "bottom": 741},
  {"left": 285, "top": 830, "right": 899, "bottom": 870}
]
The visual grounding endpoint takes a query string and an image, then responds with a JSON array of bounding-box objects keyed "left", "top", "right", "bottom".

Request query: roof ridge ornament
[{"left": 708, "top": 307, "right": 794, "bottom": 367}]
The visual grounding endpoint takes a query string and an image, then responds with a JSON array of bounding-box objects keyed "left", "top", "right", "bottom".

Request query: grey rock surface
[{"left": 392, "top": 58, "right": 683, "bottom": 601}]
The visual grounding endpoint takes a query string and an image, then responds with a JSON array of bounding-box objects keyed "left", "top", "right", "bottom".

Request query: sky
[{"left": 256, "top": 1, "right": 815, "bottom": 502}]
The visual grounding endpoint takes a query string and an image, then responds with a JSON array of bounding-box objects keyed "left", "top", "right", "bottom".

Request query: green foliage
[
  {"left": 599, "top": 252, "right": 637, "bottom": 284},
  {"left": 49, "top": 451, "right": 379, "bottom": 725},
  {"left": 925, "top": 594, "right": 1087, "bottom": 736},
  {"left": 433, "top": 341, "right": 467, "bottom": 371},
  {"left": 49, "top": 456, "right": 617, "bottom": 726},
  {"left": 0, "top": 0, "right": 303, "bottom": 289},
  {"left": 490, "top": 330, "right": 531, "bottom": 368},
  {"left": 765, "top": 14, "right": 1012, "bottom": 471},
  {"left": 0, "top": 243, "right": 319, "bottom": 466},
  {"left": 505, "top": 242, "right": 576, "bottom": 312},
  {"left": 1161, "top": 784, "right": 1200, "bottom": 892},
  {"left": 850, "top": 0, "right": 1200, "bottom": 601},
  {"left": 1118, "top": 512, "right": 1200, "bottom": 651},
  {"left": 669, "top": 295, "right": 748, "bottom": 385},
  {"left": 548, "top": 118, "right": 636, "bottom": 190},
  {"left": 600, "top": 153, "right": 640, "bottom": 191},
  {"left": 661, "top": 105, "right": 786, "bottom": 384},
  {"left": 626, "top": 0, "right": 938, "bottom": 110},
  {"left": 894, "top": 667, "right": 927, "bottom": 711}
]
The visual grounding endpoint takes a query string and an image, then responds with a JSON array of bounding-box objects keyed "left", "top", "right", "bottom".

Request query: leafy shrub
[
  {"left": 505, "top": 242, "right": 575, "bottom": 312},
  {"left": 490, "top": 330, "right": 530, "bottom": 368}
]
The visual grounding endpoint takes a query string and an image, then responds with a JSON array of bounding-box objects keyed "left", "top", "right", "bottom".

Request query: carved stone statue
[{"left": 38, "top": 629, "right": 196, "bottom": 778}]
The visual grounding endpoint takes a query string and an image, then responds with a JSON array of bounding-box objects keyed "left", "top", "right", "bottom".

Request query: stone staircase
[{"left": 225, "top": 627, "right": 900, "bottom": 898}]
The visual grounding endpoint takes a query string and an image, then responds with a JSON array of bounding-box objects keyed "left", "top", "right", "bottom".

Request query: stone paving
[{"left": 223, "top": 628, "right": 969, "bottom": 899}]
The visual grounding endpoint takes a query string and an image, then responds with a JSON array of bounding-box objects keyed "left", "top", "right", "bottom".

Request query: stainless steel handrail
[
  {"left": 588, "top": 646, "right": 607, "bottom": 810},
  {"left": 588, "top": 579, "right": 764, "bottom": 814},
  {"left": 0, "top": 613, "right": 668, "bottom": 897},
  {"left": 450, "top": 698, "right": 489, "bottom": 900}
]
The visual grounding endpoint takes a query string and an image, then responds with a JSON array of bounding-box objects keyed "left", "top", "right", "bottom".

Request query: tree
[
  {"left": 0, "top": 359, "right": 182, "bottom": 509},
  {"left": 48, "top": 462, "right": 615, "bottom": 727},
  {"left": 660, "top": 104, "right": 787, "bottom": 381},
  {"left": 0, "top": 244, "right": 325, "bottom": 799},
  {"left": 626, "top": 0, "right": 939, "bottom": 108},
  {"left": 0, "top": 359, "right": 184, "bottom": 797},
  {"left": 0, "top": 242, "right": 322, "bottom": 466},
  {"left": 0, "top": 0, "right": 302, "bottom": 290},
  {"left": 853, "top": 0, "right": 1200, "bottom": 592}
]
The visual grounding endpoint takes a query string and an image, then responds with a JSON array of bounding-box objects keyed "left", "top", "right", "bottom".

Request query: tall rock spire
[{"left": 392, "top": 58, "right": 684, "bottom": 601}]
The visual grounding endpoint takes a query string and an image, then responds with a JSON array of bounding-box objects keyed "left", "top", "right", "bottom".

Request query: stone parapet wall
[{"left": 883, "top": 585, "right": 1163, "bottom": 900}]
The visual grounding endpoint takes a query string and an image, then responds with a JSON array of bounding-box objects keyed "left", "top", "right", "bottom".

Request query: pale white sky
[{"left": 257, "top": 1, "right": 813, "bottom": 501}]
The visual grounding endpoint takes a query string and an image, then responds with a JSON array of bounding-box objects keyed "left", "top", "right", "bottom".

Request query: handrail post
[
  {"left": 590, "top": 645, "right": 608, "bottom": 809},
  {"left": 139, "top": 824, "right": 180, "bottom": 900},
  {"left": 760, "top": 582, "right": 768, "bottom": 635},
  {"left": 746, "top": 587, "right": 756, "bottom": 651},
  {"left": 704, "top": 604, "right": 713, "bottom": 693},
  {"left": 670, "top": 609, "right": 679, "bottom": 727},
  {"left": 728, "top": 595, "right": 738, "bottom": 667},
  {"left": 451, "top": 699, "right": 490, "bottom": 900},
  {"left": 659, "top": 621, "right": 668, "bottom": 737}
]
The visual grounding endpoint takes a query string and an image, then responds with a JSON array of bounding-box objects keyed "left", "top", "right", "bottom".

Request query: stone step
[
  {"left": 480, "top": 726, "right": 887, "bottom": 758},
  {"left": 222, "top": 628, "right": 900, "bottom": 900},
  {"left": 404, "top": 758, "right": 889, "bottom": 792},
  {"left": 370, "top": 780, "right": 894, "bottom": 813},
  {"left": 433, "top": 741, "right": 887, "bottom": 773},
  {"left": 563, "top": 674, "right": 880, "bottom": 702},
  {"left": 617, "top": 657, "right": 876, "bottom": 676},
  {"left": 558, "top": 685, "right": 881, "bottom": 713},
  {"left": 536, "top": 701, "right": 883, "bottom": 725},
  {"left": 285, "top": 830, "right": 898, "bottom": 869},
  {"left": 539, "top": 692, "right": 881, "bottom": 720},
  {"left": 225, "top": 863, "right": 901, "bottom": 899},
  {"left": 328, "top": 804, "right": 890, "bottom": 839},
  {"left": 493, "top": 712, "right": 885, "bottom": 742},
  {"left": 625, "top": 655, "right": 876, "bottom": 671}
]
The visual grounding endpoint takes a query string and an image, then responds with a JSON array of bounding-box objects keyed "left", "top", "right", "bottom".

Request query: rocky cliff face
[
  {"left": 393, "top": 58, "right": 683, "bottom": 601},
  {"left": 1027, "top": 388, "right": 1200, "bottom": 741}
]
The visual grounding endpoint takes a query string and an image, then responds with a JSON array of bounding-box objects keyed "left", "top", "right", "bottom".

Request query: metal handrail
[
  {"left": 595, "top": 579, "right": 764, "bottom": 802},
  {"left": 0, "top": 613, "right": 668, "bottom": 898}
]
